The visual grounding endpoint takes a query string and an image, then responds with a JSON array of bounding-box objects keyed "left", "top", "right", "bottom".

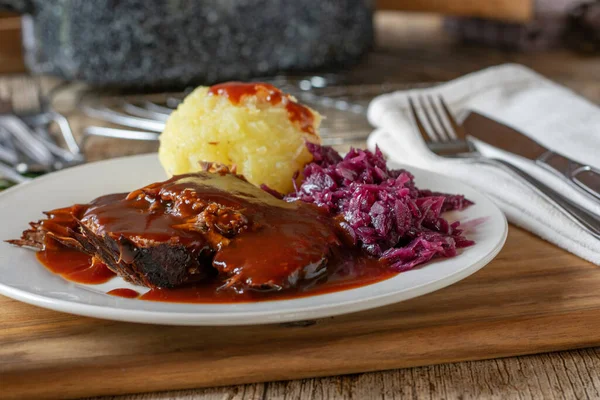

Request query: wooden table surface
[{"left": 2, "top": 11, "right": 600, "bottom": 400}]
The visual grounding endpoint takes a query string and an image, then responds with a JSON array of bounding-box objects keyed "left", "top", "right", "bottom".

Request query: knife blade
[{"left": 463, "top": 111, "right": 600, "bottom": 200}]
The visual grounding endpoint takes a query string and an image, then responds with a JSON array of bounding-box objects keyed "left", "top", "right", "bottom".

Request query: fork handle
[{"left": 483, "top": 158, "right": 600, "bottom": 239}]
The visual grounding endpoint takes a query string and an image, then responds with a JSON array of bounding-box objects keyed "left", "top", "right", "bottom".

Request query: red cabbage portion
[{"left": 284, "top": 143, "right": 475, "bottom": 271}]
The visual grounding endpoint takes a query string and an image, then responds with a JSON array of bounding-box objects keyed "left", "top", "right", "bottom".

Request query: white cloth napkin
[{"left": 367, "top": 64, "right": 600, "bottom": 264}]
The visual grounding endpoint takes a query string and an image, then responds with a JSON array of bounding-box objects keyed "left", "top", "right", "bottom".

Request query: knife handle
[{"left": 536, "top": 151, "right": 600, "bottom": 200}]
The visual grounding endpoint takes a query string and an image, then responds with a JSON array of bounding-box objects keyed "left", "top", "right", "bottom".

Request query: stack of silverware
[{"left": 0, "top": 80, "right": 83, "bottom": 187}]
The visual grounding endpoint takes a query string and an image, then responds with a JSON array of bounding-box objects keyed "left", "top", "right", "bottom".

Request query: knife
[{"left": 463, "top": 111, "right": 600, "bottom": 200}]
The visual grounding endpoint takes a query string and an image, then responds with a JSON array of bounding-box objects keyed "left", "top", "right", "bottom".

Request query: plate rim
[{"left": 0, "top": 153, "right": 508, "bottom": 326}]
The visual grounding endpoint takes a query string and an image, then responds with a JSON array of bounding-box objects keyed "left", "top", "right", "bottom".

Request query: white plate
[{"left": 0, "top": 153, "right": 507, "bottom": 326}]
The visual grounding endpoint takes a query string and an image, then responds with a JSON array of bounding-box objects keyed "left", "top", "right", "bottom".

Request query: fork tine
[
  {"left": 416, "top": 95, "right": 445, "bottom": 142},
  {"left": 426, "top": 94, "right": 455, "bottom": 142},
  {"left": 123, "top": 102, "right": 170, "bottom": 122},
  {"left": 438, "top": 96, "right": 468, "bottom": 141},
  {"left": 144, "top": 101, "right": 175, "bottom": 115},
  {"left": 408, "top": 96, "right": 434, "bottom": 145}
]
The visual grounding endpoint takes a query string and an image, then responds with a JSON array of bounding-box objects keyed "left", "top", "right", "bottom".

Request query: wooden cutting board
[{"left": 1, "top": 225, "right": 600, "bottom": 400}]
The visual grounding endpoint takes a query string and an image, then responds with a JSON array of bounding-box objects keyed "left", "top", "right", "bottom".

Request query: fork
[{"left": 408, "top": 95, "right": 600, "bottom": 240}]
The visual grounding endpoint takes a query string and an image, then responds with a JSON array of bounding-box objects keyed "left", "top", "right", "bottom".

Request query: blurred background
[
  {"left": 1, "top": 0, "right": 599, "bottom": 84},
  {"left": 0, "top": 0, "right": 598, "bottom": 187}
]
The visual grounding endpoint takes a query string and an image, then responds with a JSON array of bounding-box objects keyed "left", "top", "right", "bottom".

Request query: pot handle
[{"left": 0, "top": 0, "right": 33, "bottom": 14}]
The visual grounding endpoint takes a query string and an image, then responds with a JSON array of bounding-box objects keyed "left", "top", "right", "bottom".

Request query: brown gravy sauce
[
  {"left": 82, "top": 173, "right": 343, "bottom": 291},
  {"left": 208, "top": 82, "right": 316, "bottom": 135},
  {"left": 37, "top": 242, "right": 114, "bottom": 285},
  {"left": 36, "top": 244, "right": 397, "bottom": 303}
]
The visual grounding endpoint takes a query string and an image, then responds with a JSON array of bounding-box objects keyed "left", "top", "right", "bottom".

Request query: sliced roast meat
[{"left": 9, "top": 171, "right": 342, "bottom": 291}]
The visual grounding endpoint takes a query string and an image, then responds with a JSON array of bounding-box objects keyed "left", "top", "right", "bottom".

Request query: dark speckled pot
[{"left": 0, "top": 0, "right": 373, "bottom": 88}]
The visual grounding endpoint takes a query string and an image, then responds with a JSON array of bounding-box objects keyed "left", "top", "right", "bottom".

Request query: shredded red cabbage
[{"left": 283, "top": 143, "right": 475, "bottom": 271}]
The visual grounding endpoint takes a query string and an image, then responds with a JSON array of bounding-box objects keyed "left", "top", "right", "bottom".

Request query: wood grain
[
  {"left": 86, "top": 348, "right": 600, "bottom": 400},
  {"left": 376, "top": 0, "right": 533, "bottom": 22},
  {"left": 0, "top": 14, "right": 25, "bottom": 74},
  {"left": 3, "top": 227, "right": 600, "bottom": 399}
]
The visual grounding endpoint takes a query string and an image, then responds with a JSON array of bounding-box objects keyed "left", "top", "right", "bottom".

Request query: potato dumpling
[{"left": 158, "top": 82, "right": 322, "bottom": 194}]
